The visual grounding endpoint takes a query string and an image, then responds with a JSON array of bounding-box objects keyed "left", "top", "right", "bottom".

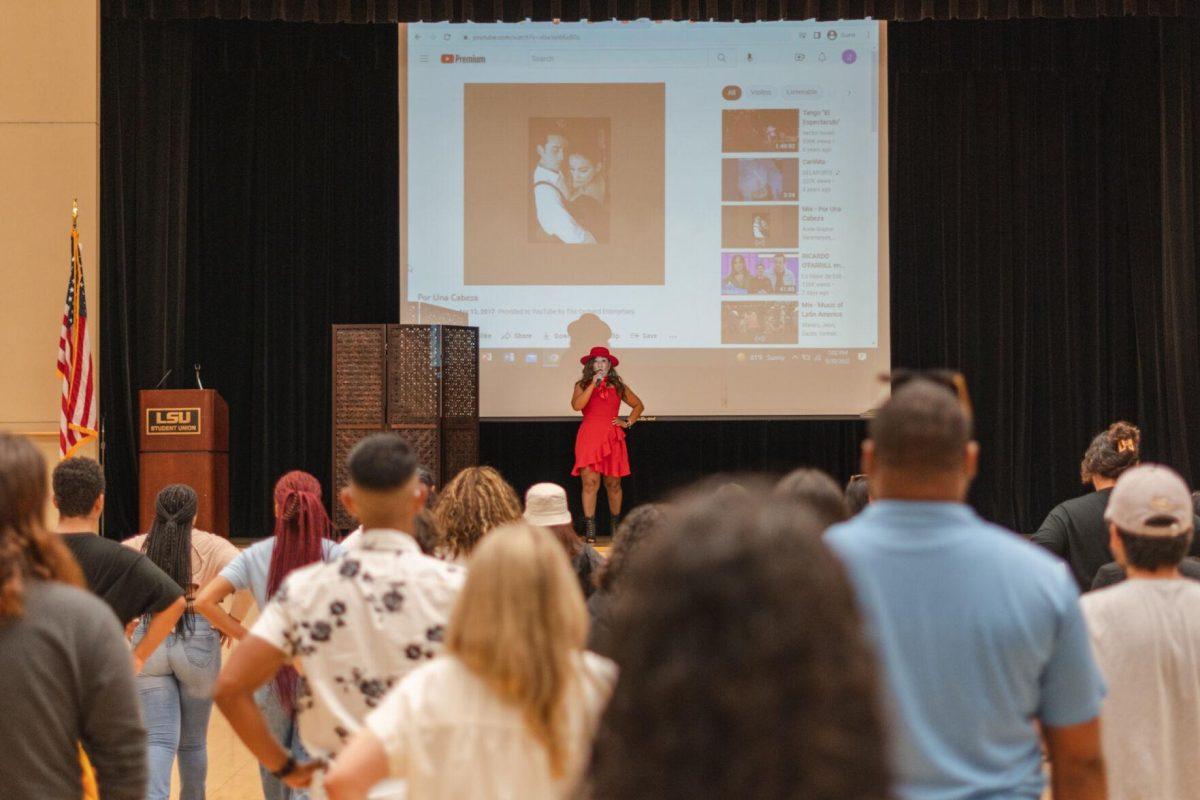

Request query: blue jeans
[
  {"left": 133, "top": 616, "right": 221, "bottom": 800},
  {"left": 256, "top": 682, "right": 311, "bottom": 800}
]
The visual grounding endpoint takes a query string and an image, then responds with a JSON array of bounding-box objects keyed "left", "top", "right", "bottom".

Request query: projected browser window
[{"left": 401, "top": 21, "right": 889, "bottom": 418}]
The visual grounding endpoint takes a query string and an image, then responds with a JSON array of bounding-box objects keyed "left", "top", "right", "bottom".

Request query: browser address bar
[{"left": 529, "top": 49, "right": 716, "bottom": 68}]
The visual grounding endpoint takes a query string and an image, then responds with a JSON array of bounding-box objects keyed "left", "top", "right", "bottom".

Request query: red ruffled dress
[{"left": 572, "top": 381, "right": 631, "bottom": 477}]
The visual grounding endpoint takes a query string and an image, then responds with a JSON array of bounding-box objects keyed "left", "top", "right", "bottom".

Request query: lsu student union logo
[{"left": 146, "top": 407, "right": 201, "bottom": 435}]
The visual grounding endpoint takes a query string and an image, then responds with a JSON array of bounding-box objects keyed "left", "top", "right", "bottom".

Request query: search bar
[{"left": 529, "top": 49, "right": 714, "bottom": 68}]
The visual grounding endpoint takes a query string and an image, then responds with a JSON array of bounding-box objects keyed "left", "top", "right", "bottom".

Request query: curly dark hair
[
  {"left": 577, "top": 358, "right": 627, "bottom": 400},
  {"left": 596, "top": 503, "right": 669, "bottom": 593},
  {"left": 51, "top": 457, "right": 105, "bottom": 518},
  {"left": 1080, "top": 421, "right": 1140, "bottom": 484},
  {"left": 585, "top": 481, "right": 889, "bottom": 800},
  {"left": 773, "top": 468, "right": 848, "bottom": 529}
]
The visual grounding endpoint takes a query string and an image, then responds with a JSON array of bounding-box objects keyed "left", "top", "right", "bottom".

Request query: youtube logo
[{"left": 438, "top": 53, "right": 486, "bottom": 64}]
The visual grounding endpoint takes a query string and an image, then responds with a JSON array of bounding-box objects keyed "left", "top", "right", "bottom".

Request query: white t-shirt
[
  {"left": 365, "top": 651, "right": 616, "bottom": 799},
  {"left": 1081, "top": 578, "right": 1200, "bottom": 800}
]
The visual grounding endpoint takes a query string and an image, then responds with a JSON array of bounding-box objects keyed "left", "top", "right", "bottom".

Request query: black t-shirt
[
  {"left": 1031, "top": 490, "right": 1200, "bottom": 592},
  {"left": 1091, "top": 557, "right": 1200, "bottom": 590},
  {"left": 60, "top": 533, "right": 183, "bottom": 624}
]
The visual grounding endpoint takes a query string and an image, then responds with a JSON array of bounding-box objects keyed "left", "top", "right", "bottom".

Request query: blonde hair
[
  {"left": 447, "top": 522, "right": 589, "bottom": 776},
  {"left": 434, "top": 466, "right": 522, "bottom": 560}
]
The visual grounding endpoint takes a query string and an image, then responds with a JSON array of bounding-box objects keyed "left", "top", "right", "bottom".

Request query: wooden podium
[{"left": 138, "top": 389, "right": 229, "bottom": 536}]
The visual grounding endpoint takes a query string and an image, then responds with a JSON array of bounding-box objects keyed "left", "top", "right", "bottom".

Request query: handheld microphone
[{"left": 154, "top": 368, "right": 172, "bottom": 389}]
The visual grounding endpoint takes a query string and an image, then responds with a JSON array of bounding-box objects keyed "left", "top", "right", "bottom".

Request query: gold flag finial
[{"left": 72, "top": 198, "right": 79, "bottom": 229}]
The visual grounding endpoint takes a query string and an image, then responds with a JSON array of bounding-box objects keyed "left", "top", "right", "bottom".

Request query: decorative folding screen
[{"left": 331, "top": 324, "right": 479, "bottom": 530}]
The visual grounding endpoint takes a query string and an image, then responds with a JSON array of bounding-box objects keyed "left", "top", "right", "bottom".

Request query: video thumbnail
[
  {"left": 721, "top": 301, "right": 799, "bottom": 344},
  {"left": 721, "top": 158, "right": 799, "bottom": 201},
  {"left": 721, "top": 253, "right": 798, "bottom": 295},
  {"left": 721, "top": 206, "right": 799, "bottom": 249},
  {"left": 463, "top": 82, "right": 666, "bottom": 285},
  {"left": 722, "top": 109, "right": 799, "bottom": 153}
]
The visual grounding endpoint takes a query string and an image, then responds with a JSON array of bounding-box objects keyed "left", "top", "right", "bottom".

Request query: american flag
[{"left": 56, "top": 226, "right": 97, "bottom": 457}]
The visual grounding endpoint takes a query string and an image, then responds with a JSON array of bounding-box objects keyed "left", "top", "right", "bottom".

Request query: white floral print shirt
[{"left": 252, "top": 529, "right": 465, "bottom": 763}]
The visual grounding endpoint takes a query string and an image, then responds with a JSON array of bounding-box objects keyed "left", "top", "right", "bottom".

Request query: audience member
[
  {"left": 845, "top": 474, "right": 871, "bottom": 515},
  {"left": 0, "top": 433, "right": 146, "bottom": 800},
  {"left": 195, "top": 470, "right": 340, "bottom": 800},
  {"left": 410, "top": 508, "right": 442, "bottom": 556},
  {"left": 523, "top": 482, "right": 604, "bottom": 598},
  {"left": 825, "top": 380, "right": 1106, "bottom": 800},
  {"left": 416, "top": 466, "right": 438, "bottom": 509},
  {"left": 52, "top": 456, "right": 186, "bottom": 671},
  {"left": 586, "top": 503, "right": 669, "bottom": 656},
  {"left": 1081, "top": 464, "right": 1200, "bottom": 800},
  {"left": 773, "top": 467, "right": 849, "bottom": 528},
  {"left": 215, "top": 433, "right": 463, "bottom": 798},
  {"left": 122, "top": 484, "right": 240, "bottom": 800},
  {"left": 586, "top": 482, "right": 888, "bottom": 800},
  {"left": 434, "top": 465, "right": 522, "bottom": 563},
  {"left": 1032, "top": 421, "right": 1200, "bottom": 591},
  {"left": 324, "top": 522, "right": 615, "bottom": 799},
  {"left": 1091, "top": 489, "right": 1200, "bottom": 588}
]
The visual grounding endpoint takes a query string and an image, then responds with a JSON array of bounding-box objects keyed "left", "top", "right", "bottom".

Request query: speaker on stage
[{"left": 331, "top": 324, "right": 479, "bottom": 531}]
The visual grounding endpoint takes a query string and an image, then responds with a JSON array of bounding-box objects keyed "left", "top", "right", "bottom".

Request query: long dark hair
[
  {"left": 577, "top": 358, "right": 627, "bottom": 399},
  {"left": 267, "top": 470, "right": 332, "bottom": 712},
  {"left": 0, "top": 433, "right": 84, "bottom": 620},
  {"left": 1081, "top": 421, "right": 1141, "bottom": 484},
  {"left": 142, "top": 484, "right": 199, "bottom": 635},
  {"left": 585, "top": 481, "right": 889, "bottom": 800}
]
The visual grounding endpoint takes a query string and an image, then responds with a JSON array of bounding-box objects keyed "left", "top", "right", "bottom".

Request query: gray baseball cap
[{"left": 1104, "top": 463, "right": 1194, "bottom": 537}]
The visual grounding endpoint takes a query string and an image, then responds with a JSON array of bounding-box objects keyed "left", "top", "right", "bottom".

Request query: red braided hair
[
  {"left": 266, "top": 470, "right": 331, "bottom": 600},
  {"left": 266, "top": 470, "right": 331, "bottom": 711}
]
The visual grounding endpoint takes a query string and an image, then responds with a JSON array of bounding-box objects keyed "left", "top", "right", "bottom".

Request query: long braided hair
[
  {"left": 142, "top": 484, "right": 199, "bottom": 635},
  {"left": 0, "top": 433, "right": 84, "bottom": 620},
  {"left": 268, "top": 470, "right": 332, "bottom": 712}
]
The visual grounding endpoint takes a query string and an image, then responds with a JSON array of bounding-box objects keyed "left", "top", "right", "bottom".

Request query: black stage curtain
[
  {"left": 100, "top": 19, "right": 399, "bottom": 537},
  {"left": 102, "top": 17, "right": 1200, "bottom": 538},
  {"left": 102, "top": 0, "right": 1200, "bottom": 23}
]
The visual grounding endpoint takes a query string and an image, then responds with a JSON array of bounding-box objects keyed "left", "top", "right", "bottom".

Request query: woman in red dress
[{"left": 571, "top": 346, "right": 644, "bottom": 543}]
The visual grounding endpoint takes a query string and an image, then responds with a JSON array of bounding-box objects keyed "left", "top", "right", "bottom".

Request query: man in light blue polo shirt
[{"left": 826, "top": 379, "right": 1107, "bottom": 800}]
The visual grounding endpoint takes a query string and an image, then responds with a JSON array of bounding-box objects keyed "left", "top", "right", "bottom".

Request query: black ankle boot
[
  {"left": 584, "top": 516, "right": 597, "bottom": 544},
  {"left": 610, "top": 513, "right": 622, "bottom": 539}
]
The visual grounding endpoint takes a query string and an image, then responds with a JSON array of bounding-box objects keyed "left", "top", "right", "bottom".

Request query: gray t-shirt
[
  {"left": 0, "top": 579, "right": 146, "bottom": 800},
  {"left": 1082, "top": 578, "right": 1200, "bottom": 800}
]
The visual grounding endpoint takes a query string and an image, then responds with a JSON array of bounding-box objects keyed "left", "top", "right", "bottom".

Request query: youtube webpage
[{"left": 401, "top": 20, "right": 890, "bottom": 417}]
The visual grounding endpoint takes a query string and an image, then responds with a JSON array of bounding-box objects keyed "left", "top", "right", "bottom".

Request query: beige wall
[{"left": 0, "top": 0, "right": 100, "bottom": 484}]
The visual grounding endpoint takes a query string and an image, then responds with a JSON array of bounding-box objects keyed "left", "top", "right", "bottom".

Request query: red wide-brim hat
[{"left": 581, "top": 346, "right": 618, "bottom": 367}]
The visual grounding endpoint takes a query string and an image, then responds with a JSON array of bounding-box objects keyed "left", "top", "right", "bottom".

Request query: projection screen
[{"left": 400, "top": 20, "right": 889, "bottom": 418}]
